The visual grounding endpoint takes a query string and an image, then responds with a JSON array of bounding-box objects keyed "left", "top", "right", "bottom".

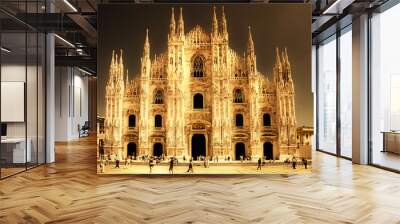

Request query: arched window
[
  {"left": 128, "top": 114, "right": 136, "bottom": 128},
  {"left": 155, "top": 115, "right": 162, "bottom": 128},
  {"left": 236, "top": 114, "right": 243, "bottom": 127},
  {"left": 192, "top": 56, "right": 204, "bottom": 77},
  {"left": 154, "top": 89, "right": 163, "bottom": 104},
  {"left": 263, "top": 113, "right": 271, "bottom": 126},
  {"left": 193, "top": 93, "right": 204, "bottom": 109},
  {"left": 233, "top": 88, "right": 244, "bottom": 103}
]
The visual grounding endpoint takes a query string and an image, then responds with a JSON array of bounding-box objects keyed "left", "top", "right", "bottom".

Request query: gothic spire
[
  {"left": 169, "top": 7, "right": 176, "bottom": 37},
  {"left": 177, "top": 7, "right": 184, "bottom": 38},
  {"left": 284, "top": 47, "right": 292, "bottom": 82},
  {"left": 212, "top": 6, "right": 218, "bottom": 37},
  {"left": 119, "top": 49, "right": 123, "bottom": 65},
  {"left": 143, "top": 28, "right": 150, "bottom": 58},
  {"left": 284, "top": 47, "right": 290, "bottom": 67},
  {"left": 108, "top": 50, "right": 116, "bottom": 84},
  {"left": 274, "top": 47, "right": 283, "bottom": 83},
  {"left": 110, "top": 50, "right": 115, "bottom": 72},
  {"left": 247, "top": 26, "right": 254, "bottom": 54},
  {"left": 118, "top": 49, "right": 124, "bottom": 82},
  {"left": 125, "top": 70, "right": 129, "bottom": 89},
  {"left": 141, "top": 29, "right": 151, "bottom": 78},
  {"left": 221, "top": 6, "right": 228, "bottom": 40},
  {"left": 275, "top": 47, "right": 281, "bottom": 67}
]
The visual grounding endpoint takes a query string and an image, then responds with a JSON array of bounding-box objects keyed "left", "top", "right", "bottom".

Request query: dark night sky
[{"left": 98, "top": 4, "right": 313, "bottom": 126}]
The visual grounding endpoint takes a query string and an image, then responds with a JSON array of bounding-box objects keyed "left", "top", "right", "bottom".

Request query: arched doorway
[
  {"left": 263, "top": 142, "right": 273, "bottom": 160},
  {"left": 127, "top": 142, "right": 137, "bottom": 158},
  {"left": 191, "top": 134, "right": 206, "bottom": 160},
  {"left": 153, "top": 143, "right": 163, "bottom": 158},
  {"left": 235, "top": 142, "right": 245, "bottom": 160}
]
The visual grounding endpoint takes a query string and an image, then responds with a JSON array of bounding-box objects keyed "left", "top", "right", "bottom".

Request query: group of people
[
  {"left": 283, "top": 156, "right": 309, "bottom": 169},
  {"left": 98, "top": 154, "right": 134, "bottom": 173},
  {"left": 98, "top": 141, "right": 309, "bottom": 173},
  {"left": 167, "top": 157, "right": 195, "bottom": 174}
]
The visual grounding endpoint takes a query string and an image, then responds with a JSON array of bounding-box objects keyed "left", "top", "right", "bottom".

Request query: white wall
[
  {"left": 1, "top": 65, "right": 40, "bottom": 138},
  {"left": 55, "top": 67, "right": 89, "bottom": 141},
  {"left": 1, "top": 63, "right": 46, "bottom": 163}
]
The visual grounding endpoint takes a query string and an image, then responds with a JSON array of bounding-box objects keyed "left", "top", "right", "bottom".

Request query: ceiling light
[
  {"left": 77, "top": 67, "right": 93, "bottom": 76},
  {"left": 54, "top": 34, "right": 75, "bottom": 48},
  {"left": 1, "top": 47, "right": 11, "bottom": 53},
  {"left": 63, "top": 0, "right": 78, "bottom": 12},
  {"left": 322, "top": 0, "right": 354, "bottom": 15}
]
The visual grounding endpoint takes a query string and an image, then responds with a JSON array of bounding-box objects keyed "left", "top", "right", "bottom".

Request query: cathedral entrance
[
  {"left": 235, "top": 143, "right": 245, "bottom": 160},
  {"left": 191, "top": 134, "right": 206, "bottom": 160},
  {"left": 153, "top": 143, "right": 163, "bottom": 158},
  {"left": 127, "top": 142, "right": 137, "bottom": 159},
  {"left": 263, "top": 142, "right": 273, "bottom": 160}
]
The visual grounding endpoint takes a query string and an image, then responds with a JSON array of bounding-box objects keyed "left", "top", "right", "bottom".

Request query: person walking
[
  {"left": 292, "top": 156, "right": 297, "bottom": 169},
  {"left": 169, "top": 157, "right": 174, "bottom": 174},
  {"left": 302, "top": 158, "right": 308, "bottom": 169},
  {"left": 257, "top": 158, "right": 262, "bottom": 170},
  {"left": 149, "top": 157, "right": 154, "bottom": 173},
  {"left": 115, "top": 158, "right": 120, "bottom": 168},
  {"left": 186, "top": 159, "right": 194, "bottom": 174}
]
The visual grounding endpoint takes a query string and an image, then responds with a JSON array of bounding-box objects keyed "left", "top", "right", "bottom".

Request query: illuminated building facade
[{"left": 104, "top": 6, "right": 297, "bottom": 160}]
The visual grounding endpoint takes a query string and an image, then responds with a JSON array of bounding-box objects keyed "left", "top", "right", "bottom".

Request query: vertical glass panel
[
  {"left": 317, "top": 36, "right": 337, "bottom": 154},
  {"left": 1, "top": 31, "right": 27, "bottom": 177},
  {"left": 339, "top": 28, "right": 352, "bottom": 158},
  {"left": 38, "top": 32, "right": 45, "bottom": 165},
  {"left": 27, "top": 30, "right": 38, "bottom": 169},
  {"left": 312, "top": 45, "right": 317, "bottom": 151},
  {"left": 371, "top": 3, "right": 400, "bottom": 171}
]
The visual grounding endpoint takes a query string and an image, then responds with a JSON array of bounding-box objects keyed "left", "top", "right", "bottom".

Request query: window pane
[
  {"left": 1, "top": 31, "right": 28, "bottom": 177},
  {"left": 38, "top": 32, "right": 46, "bottom": 165},
  {"left": 340, "top": 29, "right": 352, "bottom": 158},
  {"left": 27, "top": 31, "right": 38, "bottom": 169},
  {"left": 371, "top": 4, "right": 400, "bottom": 171},
  {"left": 317, "top": 36, "right": 337, "bottom": 154}
]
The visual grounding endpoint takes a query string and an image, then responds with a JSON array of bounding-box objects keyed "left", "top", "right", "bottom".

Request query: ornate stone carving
[{"left": 104, "top": 6, "right": 297, "bottom": 159}]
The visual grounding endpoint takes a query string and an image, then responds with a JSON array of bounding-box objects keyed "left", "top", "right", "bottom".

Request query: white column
[
  {"left": 46, "top": 32, "right": 55, "bottom": 163},
  {"left": 352, "top": 14, "right": 369, "bottom": 164}
]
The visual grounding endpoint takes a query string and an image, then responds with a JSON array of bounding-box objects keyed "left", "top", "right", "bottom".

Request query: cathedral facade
[{"left": 103, "top": 6, "right": 297, "bottom": 161}]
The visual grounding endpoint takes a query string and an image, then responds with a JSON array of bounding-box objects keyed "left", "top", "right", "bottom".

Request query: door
[
  {"left": 263, "top": 142, "right": 273, "bottom": 160},
  {"left": 235, "top": 142, "right": 245, "bottom": 160},
  {"left": 191, "top": 134, "right": 206, "bottom": 160}
]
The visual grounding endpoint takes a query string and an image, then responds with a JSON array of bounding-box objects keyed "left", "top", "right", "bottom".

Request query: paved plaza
[{"left": 97, "top": 161, "right": 312, "bottom": 174}]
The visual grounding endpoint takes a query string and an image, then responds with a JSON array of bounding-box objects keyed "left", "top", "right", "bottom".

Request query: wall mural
[{"left": 97, "top": 4, "right": 313, "bottom": 174}]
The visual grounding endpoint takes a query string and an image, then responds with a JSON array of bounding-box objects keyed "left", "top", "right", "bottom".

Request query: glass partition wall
[
  {"left": 316, "top": 26, "right": 352, "bottom": 159},
  {"left": 317, "top": 35, "right": 337, "bottom": 155},
  {"left": 339, "top": 27, "right": 352, "bottom": 159},
  {"left": 370, "top": 3, "right": 400, "bottom": 171},
  {"left": 0, "top": 2, "right": 46, "bottom": 179}
]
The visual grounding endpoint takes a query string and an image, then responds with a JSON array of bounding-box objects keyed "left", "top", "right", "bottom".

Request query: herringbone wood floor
[{"left": 1, "top": 136, "right": 400, "bottom": 224}]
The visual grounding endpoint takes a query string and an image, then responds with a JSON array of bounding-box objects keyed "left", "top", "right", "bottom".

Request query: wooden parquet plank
[{"left": 0, "top": 136, "right": 400, "bottom": 224}]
